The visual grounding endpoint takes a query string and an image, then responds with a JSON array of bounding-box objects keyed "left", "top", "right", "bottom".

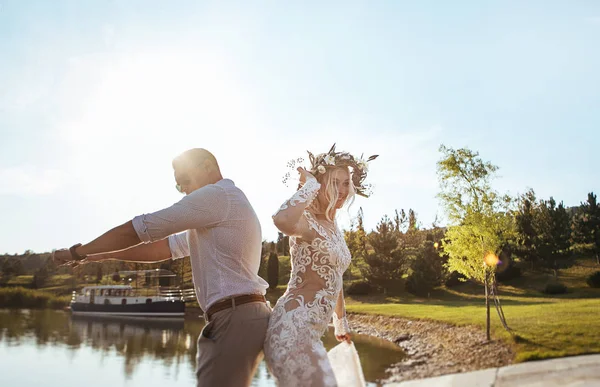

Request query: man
[{"left": 53, "top": 148, "right": 271, "bottom": 386}]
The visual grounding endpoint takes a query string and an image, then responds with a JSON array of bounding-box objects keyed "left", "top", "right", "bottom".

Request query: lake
[{"left": 0, "top": 309, "right": 405, "bottom": 386}]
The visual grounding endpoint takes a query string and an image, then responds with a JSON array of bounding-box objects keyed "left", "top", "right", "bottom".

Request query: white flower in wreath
[
  {"left": 357, "top": 158, "right": 369, "bottom": 172},
  {"left": 317, "top": 165, "right": 327, "bottom": 174},
  {"left": 324, "top": 154, "right": 336, "bottom": 165}
]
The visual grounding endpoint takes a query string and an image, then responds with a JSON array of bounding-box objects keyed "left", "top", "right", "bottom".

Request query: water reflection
[{"left": 0, "top": 309, "right": 404, "bottom": 386}]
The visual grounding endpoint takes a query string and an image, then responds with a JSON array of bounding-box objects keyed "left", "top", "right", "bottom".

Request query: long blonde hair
[{"left": 308, "top": 166, "right": 356, "bottom": 222}]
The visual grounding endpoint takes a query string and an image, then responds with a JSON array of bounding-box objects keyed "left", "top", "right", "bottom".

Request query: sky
[{"left": 1, "top": 0, "right": 599, "bottom": 254}]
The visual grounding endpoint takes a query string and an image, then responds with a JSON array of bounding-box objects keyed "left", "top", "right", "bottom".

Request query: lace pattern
[
  {"left": 332, "top": 314, "right": 350, "bottom": 336},
  {"left": 264, "top": 208, "right": 351, "bottom": 386},
  {"left": 273, "top": 176, "right": 321, "bottom": 216}
]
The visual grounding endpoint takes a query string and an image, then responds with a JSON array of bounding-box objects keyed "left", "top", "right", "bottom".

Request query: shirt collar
[{"left": 216, "top": 178, "right": 234, "bottom": 187}]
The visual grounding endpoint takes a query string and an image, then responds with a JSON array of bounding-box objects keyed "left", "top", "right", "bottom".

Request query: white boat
[{"left": 70, "top": 285, "right": 187, "bottom": 318}]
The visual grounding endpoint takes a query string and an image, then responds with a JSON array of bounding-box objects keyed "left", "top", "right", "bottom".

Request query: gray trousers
[{"left": 196, "top": 301, "right": 271, "bottom": 387}]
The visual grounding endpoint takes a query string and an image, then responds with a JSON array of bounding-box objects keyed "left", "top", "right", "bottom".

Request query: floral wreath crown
[{"left": 283, "top": 143, "right": 379, "bottom": 197}]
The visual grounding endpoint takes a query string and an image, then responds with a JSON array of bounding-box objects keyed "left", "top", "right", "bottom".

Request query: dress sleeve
[
  {"left": 272, "top": 176, "right": 321, "bottom": 238},
  {"left": 332, "top": 288, "right": 350, "bottom": 335}
]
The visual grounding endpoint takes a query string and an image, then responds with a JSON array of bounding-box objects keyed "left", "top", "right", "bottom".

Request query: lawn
[{"left": 346, "top": 258, "right": 600, "bottom": 362}]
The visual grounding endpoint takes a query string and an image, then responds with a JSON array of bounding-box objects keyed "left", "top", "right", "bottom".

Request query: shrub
[
  {"left": 267, "top": 252, "right": 279, "bottom": 290},
  {"left": 406, "top": 241, "right": 444, "bottom": 296},
  {"left": 586, "top": 271, "right": 600, "bottom": 288},
  {"left": 345, "top": 280, "right": 372, "bottom": 296},
  {"left": 0, "top": 287, "right": 67, "bottom": 309},
  {"left": 543, "top": 283, "right": 568, "bottom": 295},
  {"left": 496, "top": 265, "right": 522, "bottom": 283},
  {"left": 48, "top": 296, "right": 71, "bottom": 309},
  {"left": 444, "top": 271, "right": 466, "bottom": 287}
]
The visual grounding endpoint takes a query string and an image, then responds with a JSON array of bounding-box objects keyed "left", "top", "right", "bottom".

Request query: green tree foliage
[
  {"left": 437, "top": 145, "right": 516, "bottom": 283},
  {"left": 259, "top": 241, "right": 276, "bottom": 282},
  {"left": 277, "top": 232, "right": 290, "bottom": 256},
  {"left": 344, "top": 207, "right": 368, "bottom": 277},
  {"left": 360, "top": 215, "right": 410, "bottom": 294},
  {"left": 573, "top": 192, "right": 600, "bottom": 264},
  {"left": 408, "top": 209, "right": 418, "bottom": 231},
  {"left": 406, "top": 240, "right": 444, "bottom": 296},
  {"left": 515, "top": 189, "right": 539, "bottom": 269},
  {"left": 393, "top": 209, "right": 407, "bottom": 233},
  {"left": 267, "top": 252, "right": 279, "bottom": 290},
  {"left": 537, "top": 197, "right": 573, "bottom": 276},
  {"left": 437, "top": 145, "right": 516, "bottom": 339},
  {"left": 515, "top": 191, "right": 574, "bottom": 275},
  {"left": 96, "top": 265, "right": 103, "bottom": 284},
  {"left": 32, "top": 266, "right": 49, "bottom": 289}
]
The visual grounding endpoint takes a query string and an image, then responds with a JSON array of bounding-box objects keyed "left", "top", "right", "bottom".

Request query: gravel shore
[
  {"left": 348, "top": 313, "right": 515, "bottom": 384},
  {"left": 187, "top": 307, "right": 515, "bottom": 384}
]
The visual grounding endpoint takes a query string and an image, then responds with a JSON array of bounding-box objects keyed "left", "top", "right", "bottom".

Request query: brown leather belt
[{"left": 205, "top": 294, "right": 266, "bottom": 321}]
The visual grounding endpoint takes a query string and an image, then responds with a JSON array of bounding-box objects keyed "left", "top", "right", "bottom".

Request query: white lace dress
[{"left": 264, "top": 177, "right": 351, "bottom": 387}]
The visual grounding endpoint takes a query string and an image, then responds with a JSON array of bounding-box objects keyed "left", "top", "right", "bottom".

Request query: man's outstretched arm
[
  {"left": 53, "top": 220, "right": 147, "bottom": 265},
  {"left": 84, "top": 238, "right": 173, "bottom": 264},
  {"left": 79, "top": 220, "right": 141, "bottom": 256}
]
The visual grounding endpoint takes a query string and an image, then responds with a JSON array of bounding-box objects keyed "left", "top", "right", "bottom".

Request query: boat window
[
  {"left": 99, "top": 290, "right": 104, "bottom": 296},
  {"left": 121, "top": 298, "right": 127, "bottom": 305},
  {"left": 146, "top": 298, "right": 152, "bottom": 304}
]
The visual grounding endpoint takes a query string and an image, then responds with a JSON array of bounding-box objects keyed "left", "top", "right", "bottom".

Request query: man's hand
[
  {"left": 52, "top": 249, "right": 74, "bottom": 266},
  {"left": 336, "top": 333, "right": 352, "bottom": 344}
]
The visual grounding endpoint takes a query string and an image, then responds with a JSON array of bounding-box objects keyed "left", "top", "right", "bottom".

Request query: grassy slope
[{"left": 346, "top": 258, "right": 600, "bottom": 362}]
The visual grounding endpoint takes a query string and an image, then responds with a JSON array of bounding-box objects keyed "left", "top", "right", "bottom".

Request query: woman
[{"left": 264, "top": 144, "right": 377, "bottom": 386}]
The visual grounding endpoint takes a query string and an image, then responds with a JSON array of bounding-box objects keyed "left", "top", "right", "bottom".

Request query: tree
[
  {"left": 361, "top": 215, "right": 410, "bottom": 294},
  {"left": 574, "top": 192, "right": 600, "bottom": 264},
  {"left": 259, "top": 241, "right": 276, "bottom": 282},
  {"left": 345, "top": 207, "right": 369, "bottom": 279},
  {"left": 96, "top": 265, "right": 103, "bottom": 284},
  {"left": 536, "top": 197, "right": 573, "bottom": 277},
  {"left": 267, "top": 252, "right": 279, "bottom": 290},
  {"left": 408, "top": 209, "right": 418, "bottom": 231},
  {"left": 515, "top": 189, "right": 540, "bottom": 269},
  {"left": 437, "top": 145, "right": 515, "bottom": 340},
  {"left": 277, "top": 232, "right": 290, "bottom": 256},
  {"left": 402, "top": 208, "right": 424, "bottom": 249},
  {"left": 393, "top": 209, "right": 407, "bottom": 233},
  {"left": 32, "top": 266, "right": 48, "bottom": 289},
  {"left": 406, "top": 240, "right": 444, "bottom": 296}
]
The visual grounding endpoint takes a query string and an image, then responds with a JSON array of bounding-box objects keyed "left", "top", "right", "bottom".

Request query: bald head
[
  {"left": 172, "top": 148, "right": 222, "bottom": 194},
  {"left": 172, "top": 148, "right": 219, "bottom": 170}
]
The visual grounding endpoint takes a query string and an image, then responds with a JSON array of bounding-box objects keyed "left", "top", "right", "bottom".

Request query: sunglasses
[
  {"left": 174, "top": 160, "right": 208, "bottom": 193},
  {"left": 175, "top": 176, "right": 191, "bottom": 194}
]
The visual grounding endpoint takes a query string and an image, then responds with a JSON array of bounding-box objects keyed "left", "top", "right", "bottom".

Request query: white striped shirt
[{"left": 132, "top": 179, "right": 268, "bottom": 310}]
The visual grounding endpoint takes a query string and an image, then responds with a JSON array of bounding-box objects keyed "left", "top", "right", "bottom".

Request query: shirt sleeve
[
  {"left": 132, "top": 184, "right": 228, "bottom": 244},
  {"left": 168, "top": 232, "right": 190, "bottom": 260}
]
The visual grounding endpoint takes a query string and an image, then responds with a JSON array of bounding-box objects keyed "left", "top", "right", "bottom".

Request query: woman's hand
[
  {"left": 297, "top": 167, "right": 316, "bottom": 187},
  {"left": 336, "top": 333, "right": 352, "bottom": 344}
]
